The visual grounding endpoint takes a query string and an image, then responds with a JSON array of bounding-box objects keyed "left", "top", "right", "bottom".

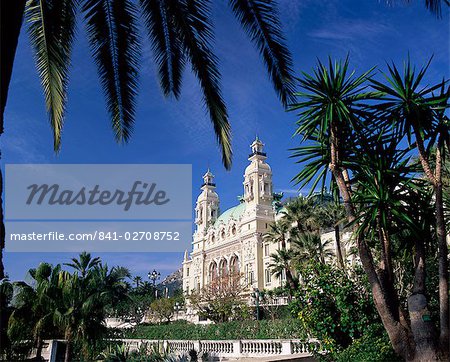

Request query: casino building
[{"left": 182, "top": 138, "right": 288, "bottom": 300}]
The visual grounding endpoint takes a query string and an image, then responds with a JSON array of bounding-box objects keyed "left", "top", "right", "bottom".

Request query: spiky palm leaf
[
  {"left": 82, "top": 0, "right": 140, "bottom": 142},
  {"left": 140, "top": 0, "right": 185, "bottom": 98},
  {"left": 290, "top": 57, "right": 377, "bottom": 194},
  {"left": 64, "top": 251, "right": 101, "bottom": 278},
  {"left": 292, "top": 57, "right": 376, "bottom": 141},
  {"left": 268, "top": 249, "right": 293, "bottom": 278},
  {"left": 229, "top": 0, "right": 294, "bottom": 106},
  {"left": 421, "top": 0, "right": 450, "bottom": 16},
  {"left": 23, "top": 0, "right": 294, "bottom": 171},
  {"left": 350, "top": 132, "right": 423, "bottom": 242},
  {"left": 263, "top": 220, "right": 290, "bottom": 249},
  {"left": 26, "top": 0, "right": 78, "bottom": 151},
  {"left": 168, "top": 0, "right": 232, "bottom": 168},
  {"left": 387, "top": 0, "right": 450, "bottom": 18},
  {"left": 290, "top": 132, "right": 331, "bottom": 192},
  {"left": 281, "top": 195, "right": 319, "bottom": 233},
  {"left": 317, "top": 201, "right": 346, "bottom": 230},
  {"left": 370, "top": 58, "right": 448, "bottom": 142},
  {"left": 291, "top": 232, "right": 334, "bottom": 265}
]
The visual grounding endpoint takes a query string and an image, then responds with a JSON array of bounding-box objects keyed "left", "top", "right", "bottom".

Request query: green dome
[{"left": 214, "top": 202, "right": 246, "bottom": 227}]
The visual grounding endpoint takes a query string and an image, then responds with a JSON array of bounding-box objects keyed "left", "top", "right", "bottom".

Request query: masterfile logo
[
  {"left": 5, "top": 164, "right": 192, "bottom": 252},
  {"left": 25, "top": 181, "right": 170, "bottom": 211},
  {"left": 6, "top": 164, "right": 191, "bottom": 219}
]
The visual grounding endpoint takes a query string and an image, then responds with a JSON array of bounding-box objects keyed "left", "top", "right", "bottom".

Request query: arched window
[
  {"left": 230, "top": 255, "right": 239, "bottom": 274},
  {"left": 231, "top": 225, "right": 236, "bottom": 236},
  {"left": 209, "top": 262, "right": 218, "bottom": 282},
  {"left": 219, "top": 259, "right": 228, "bottom": 277}
]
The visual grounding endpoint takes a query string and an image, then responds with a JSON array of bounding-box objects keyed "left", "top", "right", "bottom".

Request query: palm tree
[
  {"left": 291, "top": 232, "right": 334, "bottom": 266},
  {"left": 281, "top": 196, "right": 318, "bottom": 234},
  {"left": 64, "top": 251, "right": 101, "bottom": 278},
  {"left": 317, "top": 202, "right": 347, "bottom": 269},
  {"left": 268, "top": 249, "right": 297, "bottom": 290},
  {"left": 264, "top": 220, "right": 299, "bottom": 292},
  {"left": 132, "top": 275, "right": 142, "bottom": 288},
  {"left": 57, "top": 253, "right": 129, "bottom": 362},
  {"left": 371, "top": 59, "right": 450, "bottom": 353},
  {"left": 290, "top": 56, "right": 413, "bottom": 358},
  {"left": 290, "top": 56, "right": 449, "bottom": 360},
  {"left": 8, "top": 263, "right": 63, "bottom": 360},
  {"left": 263, "top": 220, "right": 290, "bottom": 250},
  {"left": 0, "top": 0, "right": 295, "bottom": 281}
]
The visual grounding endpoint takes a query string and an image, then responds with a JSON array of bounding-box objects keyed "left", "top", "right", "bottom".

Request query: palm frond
[
  {"left": 390, "top": 0, "right": 450, "bottom": 18},
  {"left": 423, "top": 0, "right": 449, "bottom": 16},
  {"left": 169, "top": 0, "right": 232, "bottom": 169},
  {"left": 140, "top": 0, "right": 185, "bottom": 98},
  {"left": 369, "top": 58, "right": 447, "bottom": 138},
  {"left": 83, "top": 0, "right": 140, "bottom": 142},
  {"left": 26, "top": 0, "right": 78, "bottom": 151},
  {"left": 229, "top": 0, "right": 295, "bottom": 106},
  {"left": 290, "top": 57, "right": 377, "bottom": 194}
]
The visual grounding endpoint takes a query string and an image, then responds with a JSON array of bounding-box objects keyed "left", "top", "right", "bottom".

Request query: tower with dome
[{"left": 182, "top": 138, "right": 287, "bottom": 320}]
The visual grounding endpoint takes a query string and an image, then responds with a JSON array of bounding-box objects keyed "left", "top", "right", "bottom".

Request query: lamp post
[
  {"left": 148, "top": 269, "right": 160, "bottom": 298},
  {"left": 252, "top": 288, "right": 261, "bottom": 321},
  {"left": 174, "top": 301, "right": 182, "bottom": 320}
]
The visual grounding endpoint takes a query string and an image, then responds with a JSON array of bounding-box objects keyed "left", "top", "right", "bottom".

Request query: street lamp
[
  {"left": 148, "top": 269, "right": 160, "bottom": 298},
  {"left": 148, "top": 269, "right": 161, "bottom": 286},
  {"left": 252, "top": 288, "right": 261, "bottom": 321},
  {"left": 174, "top": 301, "right": 182, "bottom": 320}
]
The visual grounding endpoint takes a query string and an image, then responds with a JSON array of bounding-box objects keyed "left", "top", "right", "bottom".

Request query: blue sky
[{"left": 3, "top": 0, "right": 448, "bottom": 281}]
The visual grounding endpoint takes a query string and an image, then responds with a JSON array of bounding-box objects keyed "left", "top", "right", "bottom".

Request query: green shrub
[
  {"left": 121, "top": 319, "right": 308, "bottom": 340},
  {"left": 333, "top": 324, "right": 400, "bottom": 362},
  {"left": 290, "top": 261, "right": 378, "bottom": 352}
]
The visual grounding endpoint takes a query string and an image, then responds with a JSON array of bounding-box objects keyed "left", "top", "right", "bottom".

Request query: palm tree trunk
[
  {"left": 36, "top": 336, "right": 43, "bottom": 359},
  {"left": 334, "top": 224, "right": 345, "bottom": 270},
  {"left": 377, "top": 214, "right": 393, "bottom": 281},
  {"left": 409, "top": 233, "right": 438, "bottom": 359},
  {"left": 330, "top": 160, "right": 420, "bottom": 359},
  {"left": 357, "top": 234, "right": 418, "bottom": 359},
  {"left": 280, "top": 234, "right": 294, "bottom": 290},
  {"left": 64, "top": 340, "right": 71, "bottom": 362},
  {"left": 285, "top": 268, "right": 296, "bottom": 290},
  {"left": 415, "top": 130, "right": 449, "bottom": 356},
  {"left": 435, "top": 145, "right": 449, "bottom": 356},
  {"left": 0, "top": 0, "right": 26, "bottom": 280},
  {"left": 316, "top": 228, "right": 325, "bottom": 264}
]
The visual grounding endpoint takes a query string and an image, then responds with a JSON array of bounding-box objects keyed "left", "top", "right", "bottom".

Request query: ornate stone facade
[{"left": 182, "top": 138, "right": 286, "bottom": 302}]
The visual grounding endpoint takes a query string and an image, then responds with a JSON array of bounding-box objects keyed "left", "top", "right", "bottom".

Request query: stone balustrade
[
  {"left": 116, "top": 338, "right": 321, "bottom": 359},
  {"left": 40, "top": 338, "right": 322, "bottom": 360}
]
